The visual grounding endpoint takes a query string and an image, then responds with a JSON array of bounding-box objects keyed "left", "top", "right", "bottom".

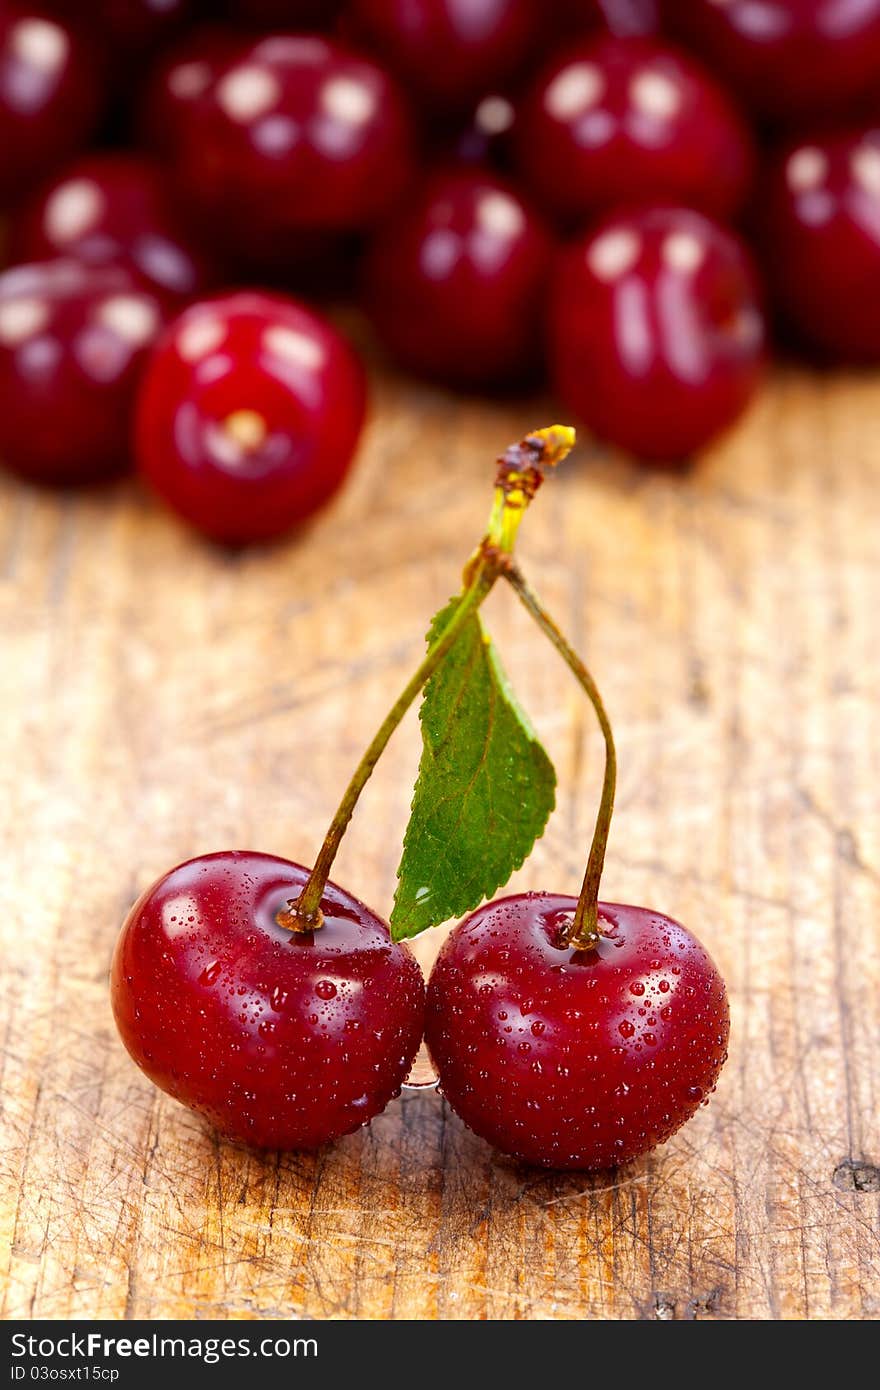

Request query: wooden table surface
[{"left": 1, "top": 365, "right": 879, "bottom": 1321}]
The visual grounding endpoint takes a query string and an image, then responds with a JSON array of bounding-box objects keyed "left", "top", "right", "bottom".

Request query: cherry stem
[
  {"left": 278, "top": 424, "right": 577, "bottom": 933},
  {"left": 504, "top": 563, "right": 616, "bottom": 951}
]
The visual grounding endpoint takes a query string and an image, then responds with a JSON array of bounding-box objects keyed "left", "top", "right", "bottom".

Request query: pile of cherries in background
[{"left": 1, "top": 0, "right": 879, "bottom": 544}]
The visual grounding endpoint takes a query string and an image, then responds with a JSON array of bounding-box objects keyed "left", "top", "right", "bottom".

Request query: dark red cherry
[
  {"left": 364, "top": 168, "right": 553, "bottom": 388},
  {"left": 10, "top": 153, "right": 220, "bottom": 301},
  {"left": 426, "top": 894, "right": 729, "bottom": 1170},
  {"left": 514, "top": 34, "right": 754, "bottom": 227},
  {"left": 111, "top": 852, "right": 426, "bottom": 1151},
  {"left": 174, "top": 34, "right": 415, "bottom": 270},
  {"left": 136, "top": 290, "right": 366, "bottom": 543},
  {"left": 346, "top": 0, "right": 540, "bottom": 114},
  {"left": 0, "top": 258, "right": 170, "bottom": 485},
  {"left": 664, "top": 0, "right": 880, "bottom": 126},
  {"left": 137, "top": 24, "right": 239, "bottom": 158},
  {"left": 548, "top": 205, "right": 766, "bottom": 461},
  {"left": 757, "top": 128, "right": 880, "bottom": 363},
  {"left": 0, "top": 6, "right": 102, "bottom": 205}
]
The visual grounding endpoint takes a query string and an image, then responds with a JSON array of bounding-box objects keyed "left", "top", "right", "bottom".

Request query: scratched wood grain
[{"left": 1, "top": 364, "right": 879, "bottom": 1321}]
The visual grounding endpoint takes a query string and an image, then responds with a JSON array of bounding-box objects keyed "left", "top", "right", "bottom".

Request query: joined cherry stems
[{"left": 277, "top": 425, "right": 615, "bottom": 950}]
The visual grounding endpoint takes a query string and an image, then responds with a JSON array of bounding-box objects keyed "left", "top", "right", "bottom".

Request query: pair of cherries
[
  {"left": 111, "top": 426, "right": 730, "bottom": 1173},
  {"left": 112, "top": 854, "right": 728, "bottom": 1171}
]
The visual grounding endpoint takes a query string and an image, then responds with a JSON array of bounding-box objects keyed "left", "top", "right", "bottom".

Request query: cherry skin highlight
[
  {"left": 0, "top": 258, "right": 170, "bottom": 485},
  {"left": 548, "top": 205, "right": 766, "bottom": 461},
  {"left": 10, "top": 153, "right": 220, "bottom": 301},
  {"left": 0, "top": 6, "right": 102, "bottom": 205},
  {"left": 663, "top": 0, "right": 880, "bottom": 127},
  {"left": 757, "top": 128, "right": 880, "bottom": 363},
  {"left": 135, "top": 290, "right": 366, "bottom": 543},
  {"left": 111, "top": 852, "right": 426, "bottom": 1151},
  {"left": 346, "top": 0, "right": 540, "bottom": 114},
  {"left": 426, "top": 894, "right": 729, "bottom": 1170},
  {"left": 364, "top": 168, "right": 553, "bottom": 388},
  {"left": 173, "top": 33, "right": 415, "bottom": 270},
  {"left": 514, "top": 34, "right": 754, "bottom": 227}
]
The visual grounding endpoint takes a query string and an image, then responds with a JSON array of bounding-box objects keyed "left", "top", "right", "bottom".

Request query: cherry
[
  {"left": 757, "top": 127, "right": 880, "bottom": 363},
  {"left": 664, "top": 0, "right": 880, "bottom": 127},
  {"left": 173, "top": 33, "right": 415, "bottom": 271},
  {"left": 0, "top": 258, "right": 170, "bottom": 485},
  {"left": 364, "top": 168, "right": 553, "bottom": 388},
  {"left": 548, "top": 205, "right": 766, "bottom": 461},
  {"left": 137, "top": 24, "right": 239, "bottom": 159},
  {"left": 10, "top": 153, "right": 220, "bottom": 301},
  {"left": 0, "top": 6, "right": 102, "bottom": 206},
  {"left": 426, "top": 895, "right": 729, "bottom": 1170},
  {"left": 111, "top": 852, "right": 426, "bottom": 1150},
  {"left": 514, "top": 34, "right": 754, "bottom": 228},
  {"left": 135, "top": 290, "right": 366, "bottom": 543},
  {"left": 346, "top": 0, "right": 540, "bottom": 114}
]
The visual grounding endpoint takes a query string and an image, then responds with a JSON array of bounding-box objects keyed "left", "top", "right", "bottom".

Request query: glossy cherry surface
[
  {"left": 758, "top": 128, "right": 880, "bottom": 362},
  {"left": 111, "top": 852, "right": 426, "bottom": 1150},
  {"left": 174, "top": 33, "right": 415, "bottom": 268},
  {"left": 347, "top": 0, "right": 540, "bottom": 113},
  {"left": 549, "top": 205, "right": 766, "bottom": 460},
  {"left": 515, "top": 34, "right": 754, "bottom": 227},
  {"left": 364, "top": 168, "right": 553, "bottom": 387},
  {"left": 426, "top": 894, "right": 729, "bottom": 1170},
  {"left": 136, "top": 291, "right": 366, "bottom": 543},
  {"left": 0, "top": 258, "right": 169, "bottom": 484},
  {"left": 665, "top": 0, "right": 880, "bottom": 126},
  {"left": 0, "top": 6, "right": 102, "bottom": 205},
  {"left": 10, "top": 153, "right": 219, "bottom": 300}
]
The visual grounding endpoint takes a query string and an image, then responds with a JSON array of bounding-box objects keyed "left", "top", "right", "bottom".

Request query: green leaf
[{"left": 390, "top": 597, "right": 556, "bottom": 941}]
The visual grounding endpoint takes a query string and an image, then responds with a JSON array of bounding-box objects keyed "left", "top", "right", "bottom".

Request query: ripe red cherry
[
  {"left": 111, "top": 852, "right": 426, "bottom": 1150},
  {"left": 10, "top": 153, "right": 220, "bottom": 301},
  {"left": 0, "top": 259, "right": 169, "bottom": 485},
  {"left": 514, "top": 34, "right": 754, "bottom": 227},
  {"left": 364, "top": 168, "right": 553, "bottom": 388},
  {"left": 136, "top": 291, "right": 366, "bottom": 543},
  {"left": 0, "top": 6, "right": 102, "bottom": 205},
  {"left": 548, "top": 205, "right": 766, "bottom": 461},
  {"left": 426, "top": 894, "right": 729, "bottom": 1170},
  {"left": 346, "top": 0, "right": 539, "bottom": 114},
  {"left": 757, "top": 128, "right": 880, "bottom": 363},
  {"left": 664, "top": 0, "right": 880, "bottom": 126},
  {"left": 174, "top": 33, "right": 415, "bottom": 270}
]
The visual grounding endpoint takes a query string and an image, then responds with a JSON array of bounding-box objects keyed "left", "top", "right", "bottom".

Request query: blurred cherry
[
  {"left": 0, "top": 5, "right": 102, "bottom": 206},
  {"left": 364, "top": 167, "right": 553, "bottom": 388},
  {"left": 10, "top": 152, "right": 220, "bottom": 300},
  {"left": 515, "top": 34, "right": 754, "bottom": 227},
  {"left": 346, "top": 0, "right": 540, "bottom": 114},
  {"left": 665, "top": 0, "right": 880, "bottom": 127},
  {"left": 0, "top": 258, "right": 169, "bottom": 484},
  {"left": 758, "top": 127, "right": 880, "bottom": 361},
  {"left": 549, "top": 205, "right": 766, "bottom": 460}
]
